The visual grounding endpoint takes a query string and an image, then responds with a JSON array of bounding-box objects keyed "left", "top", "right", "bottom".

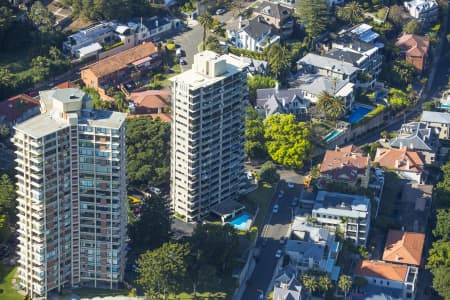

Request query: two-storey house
[{"left": 253, "top": 1, "right": 295, "bottom": 38}]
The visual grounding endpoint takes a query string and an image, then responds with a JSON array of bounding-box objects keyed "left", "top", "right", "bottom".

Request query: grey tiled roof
[
  {"left": 255, "top": 1, "right": 293, "bottom": 20},
  {"left": 334, "top": 34, "right": 378, "bottom": 52},
  {"left": 273, "top": 275, "right": 305, "bottom": 300},
  {"left": 243, "top": 17, "right": 271, "bottom": 39},
  {"left": 325, "top": 48, "right": 365, "bottom": 66},
  {"left": 285, "top": 240, "right": 325, "bottom": 261},
  {"left": 293, "top": 74, "right": 348, "bottom": 97},
  {"left": 298, "top": 53, "right": 359, "bottom": 75},
  {"left": 390, "top": 122, "right": 433, "bottom": 151},
  {"left": 256, "top": 88, "right": 309, "bottom": 115}
]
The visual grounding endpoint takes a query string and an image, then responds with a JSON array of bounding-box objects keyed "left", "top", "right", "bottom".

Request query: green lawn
[
  {"left": 241, "top": 183, "right": 275, "bottom": 230},
  {"left": 72, "top": 287, "right": 129, "bottom": 298},
  {"left": 0, "top": 264, "right": 22, "bottom": 300}
]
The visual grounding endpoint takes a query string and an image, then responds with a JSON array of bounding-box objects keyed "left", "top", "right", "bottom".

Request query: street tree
[
  {"left": 264, "top": 114, "right": 313, "bottom": 169},
  {"left": 433, "top": 209, "right": 450, "bottom": 241},
  {"left": 296, "top": 0, "right": 328, "bottom": 39},
  {"left": 137, "top": 242, "right": 190, "bottom": 298},
  {"left": 258, "top": 161, "right": 279, "bottom": 184},
  {"left": 198, "top": 13, "right": 214, "bottom": 51},
  {"left": 29, "top": 1, "right": 56, "bottom": 32},
  {"left": 267, "top": 43, "right": 291, "bottom": 80},
  {"left": 338, "top": 275, "right": 352, "bottom": 300},
  {"left": 426, "top": 240, "right": 450, "bottom": 270},
  {"left": 337, "top": 1, "right": 364, "bottom": 25},
  {"left": 318, "top": 275, "right": 332, "bottom": 300},
  {"left": 431, "top": 266, "right": 450, "bottom": 299}
]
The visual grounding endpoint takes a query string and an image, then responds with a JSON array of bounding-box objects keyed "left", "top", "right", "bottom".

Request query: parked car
[
  {"left": 272, "top": 204, "right": 279, "bottom": 213},
  {"left": 216, "top": 8, "right": 226, "bottom": 15},
  {"left": 287, "top": 181, "right": 295, "bottom": 188},
  {"left": 275, "top": 249, "right": 283, "bottom": 258},
  {"left": 279, "top": 237, "right": 286, "bottom": 245},
  {"left": 179, "top": 58, "right": 187, "bottom": 65}
]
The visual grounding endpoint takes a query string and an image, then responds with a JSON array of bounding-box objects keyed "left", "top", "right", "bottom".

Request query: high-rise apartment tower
[
  {"left": 170, "top": 51, "right": 249, "bottom": 222},
  {"left": 13, "top": 88, "right": 127, "bottom": 299}
]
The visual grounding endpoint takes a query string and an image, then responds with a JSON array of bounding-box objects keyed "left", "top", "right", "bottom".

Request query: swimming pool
[
  {"left": 323, "top": 129, "right": 342, "bottom": 143},
  {"left": 228, "top": 213, "right": 252, "bottom": 231},
  {"left": 347, "top": 105, "right": 374, "bottom": 124},
  {"left": 440, "top": 103, "right": 450, "bottom": 110}
]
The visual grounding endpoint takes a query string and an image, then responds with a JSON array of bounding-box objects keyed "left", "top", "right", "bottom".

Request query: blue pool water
[
  {"left": 441, "top": 103, "right": 450, "bottom": 110},
  {"left": 323, "top": 129, "right": 342, "bottom": 143},
  {"left": 229, "top": 213, "right": 251, "bottom": 231},
  {"left": 347, "top": 105, "right": 373, "bottom": 124}
]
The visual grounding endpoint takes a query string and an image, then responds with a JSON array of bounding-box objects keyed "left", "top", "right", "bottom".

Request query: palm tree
[
  {"left": 198, "top": 13, "right": 214, "bottom": 51},
  {"left": 318, "top": 275, "right": 332, "bottom": 300},
  {"left": 317, "top": 91, "right": 346, "bottom": 121},
  {"left": 337, "top": 1, "right": 364, "bottom": 25},
  {"left": 302, "top": 274, "right": 318, "bottom": 298},
  {"left": 338, "top": 275, "right": 353, "bottom": 300}
]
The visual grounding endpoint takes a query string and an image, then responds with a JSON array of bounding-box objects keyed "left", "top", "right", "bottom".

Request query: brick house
[
  {"left": 395, "top": 33, "right": 430, "bottom": 72},
  {"left": 128, "top": 90, "right": 170, "bottom": 115},
  {"left": 81, "top": 42, "right": 161, "bottom": 95},
  {"left": 0, "top": 94, "right": 40, "bottom": 129}
]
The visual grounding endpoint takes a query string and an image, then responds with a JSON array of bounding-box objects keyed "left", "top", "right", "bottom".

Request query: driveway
[
  {"left": 241, "top": 179, "right": 303, "bottom": 300},
  {"left": 172, "top": 10, "right": 236, "bottom": 67}
]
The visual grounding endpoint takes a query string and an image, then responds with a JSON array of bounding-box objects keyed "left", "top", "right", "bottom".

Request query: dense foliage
[
  {"left": 266, "top": 44, "right": 291, "bottom": 80},
  {"left": 264, "top": 114, "right": 313, "bottom": 169},
  {"left": 0, "top": 174, "right": 16, "bottom": 243},
  {"left": 245, "top": 106, "right": 267, "bottom": 160},
  {"left": 387, "top": 88, "right": 411, "bottom": 112},
  {"left": 258, "top": 161, "right": 279, "bottom": 184},
  {"left": 247, "top": 75, "right": 277, "bottom": 103},
  {"left": 317, "top": 91, "right": 346, "bottom": 121},
  {"left": 427, "top": 160, "right": 450, "bottom": 299},
  {"left": 296, "top": 0, "right": 328, "bottom": 39},
  {"left": 336, "top": 1, "right": 364, "bottom": 25},
  {"left": 126, "top": 117, "right": 170, "bottom": 190}
]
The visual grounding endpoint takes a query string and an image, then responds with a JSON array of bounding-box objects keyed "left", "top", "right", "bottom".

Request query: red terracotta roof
[
  {"left": 354, "top": 260, "right": 408, "bottom": 282},
  {"left": 0, "top": 94, "right": 40, "bottom": 123},
  {"left": 382, "top": 230, "right": 425, "bottom": 266},
  {"left": 395, "top": 33, "right": 429, "bottom": 58},
  {"left": 374, "top": 147, "right": 424, "bottom": 173},
  {"left": 53, "top": 81, "right": 78, "bottom": 89},
  {"left": 320, "top": 145, "right": 369, "bottom": 183},
  {"left": 128, "top": 90, "right": 170, "bottom": 109}
]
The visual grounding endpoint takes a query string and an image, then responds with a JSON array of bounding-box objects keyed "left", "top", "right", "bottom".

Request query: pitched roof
[
  {"left": 421, "top": 110, "right": 450, "bottom": 124},
  {"left": 298, "top": 53, "right": 360, "bottom": 75},
  {"left": 354, "top": 260, "right": 408, "bottom": 282},
  {"left": 389, "top": 122, "right": 432, "bottom": 151},
  {"left": 242, "top": 17, "right": 272, "bottom": 39},
  {"left": 85, "top": 42, "right": 159, "bottom": 78},
  {"left": 256, "top": 87, "right": 309, "bottom": 115},
  {"left": 325, "top": 48, "right": 365, "bottom": 66},
  {"left": 273, "top": 275, "right": 305, "bottom": 300},
  {"left": 395, "top": 33, "right": 430, "bottom": 57},
  {"left": 374, "top": 147, "right": 424, "bottom": 174},
  {"left": 320, "top": 144, "right": 369, "bottom": 184},
  {"left": 0, "top": 94, "right": 40, "bottom": 123},
  {"left": 53, "top": 81, "right": 79, "bottom": 89},
  {"left": 128, "top": 90, "right": 170, "bottom": 109},
  {"left": 294, "top": 74, "right": 354, "bottom": 98},
  {"left": 255, "top": 1, "right": 293, "bottom": 20},
  {"left": 382, "top": 230, "right": 425, "bottom": 266}
]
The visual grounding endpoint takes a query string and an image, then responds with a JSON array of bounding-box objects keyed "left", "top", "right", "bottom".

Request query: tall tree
[
  {"left": 434, "top": 209, "right": 450, "bottom": 241},
  {"left": 137, "top": 242, "right": 190, "bottom": 298},
  {"left": 266, "top": 43, "right": 291, "bottom": 80},
  {"left": 318, "top": 275, "right": 332, "bottom": 300},
  {"left": 29, "top": 1, "right": 56, "bottom": 32},
  {"left": 258, "top": 161, "right": 279, "bottom": 184},
  {"left": 296, "top": 0, "right": 328, "bottom": 39},
  {"left": 198, "top": 13, "right": 214, "bottom": 51},
  {"left": 426, "top": 240, "right": 450, "bottom": 270},
  {"left": 245, "top": 106, "right": 267, "bottom": 160},
  {"left": 338, "top": 275, "right": 353, "bottom": 300},
  {"left": 264, "top": 114, "right": 313, "bottom": 169},
  {"left": 128, "top": 195, "right": 171, "bottom": 251},
  {"left": 317, "top": 91, "right": 346, "bottom": 121},
  {"left": 0, "top": 174, "right": 16, "bottom": 242},
  {"left": 247, "top": 75, "right": 277, "bottom": 103},
  {"left": 431, "top": 266, "right": 450, "bottom": 299},
  {"left": 336, "top": 1, "right": 364, "bottom": 25}
]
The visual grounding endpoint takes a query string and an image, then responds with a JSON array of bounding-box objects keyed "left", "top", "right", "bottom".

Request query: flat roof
[
  {"left": 15, "top": 113, "right": 69, "bottom": 138},
  {"left": 210, "top": 200, "right": 245, "bottom": 217}
]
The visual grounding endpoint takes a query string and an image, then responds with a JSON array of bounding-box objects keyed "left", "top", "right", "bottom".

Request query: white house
[
  {"left": 404, "top": 0, "right": 439, "bottom": 25},
  {"left": 230, "top": 17, "right": 280, "bottom": 52},
  {"left": 421, "top": 110, "right": 450, "bottom": 139},
  {"left": 286, "top": 218, "right": 341, "bottom": 280},
  {"left": 297, "top": 53, "right": 360, "bottom": 82},
  {"left": 311, "top": 191, "right": 371, "bottom": 246},
  {"left": 354, "top": 260, "right": 418, "bottom": 300}
]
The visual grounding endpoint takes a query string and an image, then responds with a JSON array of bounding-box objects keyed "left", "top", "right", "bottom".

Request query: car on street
[
  {"left": 179, "top": 58, "right": 187, "bottom": 65},
  {"left": 275, "top": 249, "right": 283, "bottom": 258},
  {"left": 216, "top": 8, "right": 226, "bottom": 15},
  {"left": 272, "top": 204, "right": 279, "bottom": 213},
  {"left": 291, "top": 196, "right": 299, "bottom": 207},
  {"left": 279, "top": 237, "right": 286, "bottom": 245},
  {"left": 287, "top": 181, "right": 295, "bottom": 188}
]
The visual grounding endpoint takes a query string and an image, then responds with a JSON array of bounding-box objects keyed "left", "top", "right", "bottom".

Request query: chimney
[
  {"left": 409, "top": 142, "right": 414, "bottom": 150},
  {"left": 335, "top": 144, "right": 340, "bottom": 151},
  {"left": 399, "top": 142, "right": 403, "bottom": 149},
  {"left": 239, "top": 16, "right": 243, "bottom": 29},
  {"left": 282, "top": 97, "right": 286, "bottom": 107},
  {"left": 395, "top": 159, "right": 399, "bottom": 169},
  {"left": 155, "top": 19, "right": 159, "bottom": 28},
  {"left": 275, "top": 81, "right": 279, "bottom": 91},
  {"left": 406, "top": 159, "right": 410, "bottom": 170},
  {"left": 395, "top": 255, "right": 400, "bottom": 261}
]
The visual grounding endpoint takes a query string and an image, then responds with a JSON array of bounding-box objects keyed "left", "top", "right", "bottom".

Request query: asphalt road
[{"left": 241, "top": 180, "right": 302, "bottom": 300}]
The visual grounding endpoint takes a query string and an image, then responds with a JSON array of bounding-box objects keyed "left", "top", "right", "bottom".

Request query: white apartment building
[
  {"left": 312, "top": 191, "right": 371, "bottom": 246},
  {"left": 170, "top": 51, "right": 249, "bottom": 222},
  {"left": 13, "top": 88, "right": 127, "bottom": 299}
]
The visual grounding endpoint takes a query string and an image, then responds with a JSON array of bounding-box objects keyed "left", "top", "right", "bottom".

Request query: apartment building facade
[
  {"left": 13, "top": 88, "right": 127, "bottom": 299},
  {"left": 170, "top": 51, "right": 249, "bottom": 222}
]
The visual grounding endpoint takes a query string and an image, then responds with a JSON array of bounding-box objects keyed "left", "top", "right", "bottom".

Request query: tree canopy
[
  {"left": 337, "top": 1, "right": 364, "bottom": 25},
  {"left": 317, "top": 91, "right": 346, "bottom": 121},
  {"left": 245, "top": 106, "right": 267, "bottom": 160},
  {"left": 266, "top": 43, "right": 291, "bottom": 80},
  {"left": 258, "top": 161, "right": 279, "bottom": 184},
  {"left": 61, "top": 0, "right": 149, "bottom": 21},
  {"left": 247, "top": 75, "right": 276, "bottom": 103},
  {"left": 264, "top": 114, "right": 313, "bottom": 169},
  {"left": 387, "top": 88, "right": 411, "bottom": 112},
  {"left": 296, "top": 0, "right": 328, "bottom": 39},
  {"left": 0, "top": 174, "right": 16, "bottom": 243},
  {"left": 126, "top": 117, "right": 170, "bottom": 190}
]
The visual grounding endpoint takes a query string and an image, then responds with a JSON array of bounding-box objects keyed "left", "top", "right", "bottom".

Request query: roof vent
[{"left": 70, "top": 94, "right": 78, "bottom": 99}]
